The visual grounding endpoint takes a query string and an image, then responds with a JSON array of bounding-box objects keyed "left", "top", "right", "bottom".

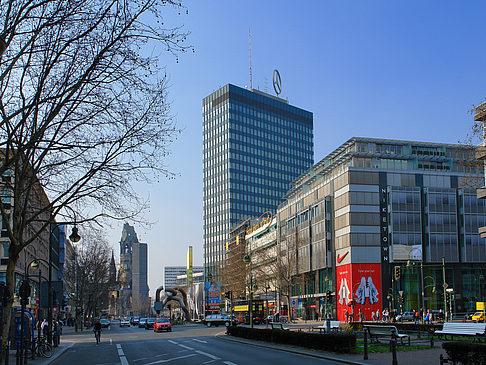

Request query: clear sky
[{"left": 105, "top": 1, "right": 486, "bottom": 297}]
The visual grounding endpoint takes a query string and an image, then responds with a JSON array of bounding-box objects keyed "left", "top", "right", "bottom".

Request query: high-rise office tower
[{"left": 203, "top": 84, "right": 314, "bottom": 280}]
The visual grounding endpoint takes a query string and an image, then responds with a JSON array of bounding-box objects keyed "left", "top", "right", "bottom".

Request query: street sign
[
  {"left": 443, "top": 283, "right": 448, "bottom": 289},
  {"left": 291, "top": 299, "right": 296, "bottom": 306}
]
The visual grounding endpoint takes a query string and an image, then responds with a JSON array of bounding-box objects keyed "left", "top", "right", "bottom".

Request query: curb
[
  {"left": 215, "top": 334, "right": 369, "bottom": 365},
  {"left": 46, "top": 342, "right": 75, "bottom": 365}
]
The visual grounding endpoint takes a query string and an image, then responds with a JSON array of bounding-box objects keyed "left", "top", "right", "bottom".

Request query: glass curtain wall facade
[{"left": 203, "top": 84, "right": 313, "bottom": 280}]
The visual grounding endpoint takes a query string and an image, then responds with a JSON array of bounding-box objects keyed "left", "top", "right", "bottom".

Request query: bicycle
[{"left": 26, "top": 336, "right": 52, "bottom": 359}]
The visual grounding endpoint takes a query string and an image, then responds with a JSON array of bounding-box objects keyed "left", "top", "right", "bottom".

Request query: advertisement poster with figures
[
  {"left": 336, "top": 263, "right": 381, "bottom": 321},
  {"left": 205, "top": 281, "right": 221, "bottom": 307}
]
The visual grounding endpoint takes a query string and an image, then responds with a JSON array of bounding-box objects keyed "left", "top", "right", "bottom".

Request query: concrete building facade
[{"left": 277, "top": 137, "right": 486, "bottom": 321}]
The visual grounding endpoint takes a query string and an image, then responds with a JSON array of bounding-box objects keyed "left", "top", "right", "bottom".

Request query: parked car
[
  {"left": 154, "top": 318, "right": 172, "bottom": 332},
  {"left": 120, "top": 317, "right": 130, "bottom": 327},
  {"left": 203, "top": 314, "right": 237, "bottom": 327},
  {"left": 472, "top": 311, "right": 485, "bottom": 322},
  {"left": 145, "top": 317, "right": 156, "bottom": 330},
  {"left": 100, "top": 319, "right": 111, "bottom": 328},
  {"left": 131, "top": 317, "right": 140, "bottom": 326},
  {"left": 138, "top": 318, "right": 147, "bottom": 328},
  {"left": 396, "top": 312, "right": 415, "bottom": 322}
]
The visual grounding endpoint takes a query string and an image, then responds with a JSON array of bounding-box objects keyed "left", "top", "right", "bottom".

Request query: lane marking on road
[
  {"left": 116, "top": 343, "right": 128, "bottom": 365},
  {"left": 168, "top": 340, "right": 178, "bottom": 345},
  {"left": 193, "top": 338, "right": 207, "bottom": 343},
  {"left": 195, "top": 350, "right": 220, "bottom": 360},
  {"left": 223, "top": 362, "right": 237, "bottom": 365},
  {"left": 178, "top": 344, "right": 194, "bottom": 350},
  {"left": 144, "top": 354, "right": 197, "bottom": 365}
]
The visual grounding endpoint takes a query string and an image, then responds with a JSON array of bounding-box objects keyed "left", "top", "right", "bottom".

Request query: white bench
[
  {"left": 435, "top": 322, "right": 486, "bottom": 340},
  {"left": 365, "top": 325, "right": 410, "bottom": 346},
  {"left": 270, "top": 322, "right": 289, "bottom": 330},
  {"left": 314, "top": 321, "right": 341, "bottom": 333}
]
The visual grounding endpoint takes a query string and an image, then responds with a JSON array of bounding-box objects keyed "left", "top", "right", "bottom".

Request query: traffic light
[
  {"left": 225, "top": 291, "right": 232, "bottom": 299},
  {"left": 0, "top": 282, "right": 11, "bottom": 307},
  {"left": 394, "top": 266, "right": 401, "bottom": 281},
  {"left": 326, "top": 290, "right": 332, "bottom": 298},
  {"left": 19, "top": 281, "right": 31, "bottom": 306},
  {"left": 62, "top": 297, "right": 67, "bottom": 309},
  {"left": 53, "top": 290, "right": 58, "bottom": 307}
]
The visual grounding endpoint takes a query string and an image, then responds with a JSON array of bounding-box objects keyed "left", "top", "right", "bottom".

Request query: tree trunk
[{"left": 1, "top": 258, "right": 18, "bottom": 350}]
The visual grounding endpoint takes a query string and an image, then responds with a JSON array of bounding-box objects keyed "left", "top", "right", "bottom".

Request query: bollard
[
  {"left": 430, "top": 335, "right": 434, "bottom": 348},
  {"left": 390, "top": 327, "right": 398, "bottom": 365},
  {"left": 363, "top": 329, "right": 368, "bottom": 360}
]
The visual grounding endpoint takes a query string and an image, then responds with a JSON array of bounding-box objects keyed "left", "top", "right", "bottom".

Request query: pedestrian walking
[
  {"left": 376, "top": 309, "right": 380, "bottom": 322},
  {"left": 372, "top": 311, "right": 376, "bottom": 322}
]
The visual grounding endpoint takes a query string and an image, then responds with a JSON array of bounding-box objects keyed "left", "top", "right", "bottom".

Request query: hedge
[
  {"left": 442, "top": 341, "right": 486, "bottom": 365},
  {"left": 226, "top": 326, "right": 356, "bottom": 353}
]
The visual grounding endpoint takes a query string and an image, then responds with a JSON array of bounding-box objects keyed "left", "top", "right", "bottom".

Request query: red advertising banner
[{"left": 336, "top": 263, "right": 381, "bottom": 322}]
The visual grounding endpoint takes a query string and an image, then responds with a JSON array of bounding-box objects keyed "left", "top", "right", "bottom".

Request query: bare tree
[
  {"left": 274, "top": 233, "right": 298, "bottom": 321},
  {"left": 456, "top": 103, "right": 485, "bottom": 188},
  {"left": 64, "top": 231, "right": 112, "bottom": 321},
  {"left": 0, "top": 0, "right": 191, "bottom": 345}
]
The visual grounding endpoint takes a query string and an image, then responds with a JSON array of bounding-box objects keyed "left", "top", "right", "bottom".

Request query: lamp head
[
  {"left": 30, "top": 260, "right": 40, "bottom": 271},
  {"left": 69, "top": 226, "right": 81, "bottom": 242},
  {"left": 243, "top": 255, "right": 251, "bottom": 264}
]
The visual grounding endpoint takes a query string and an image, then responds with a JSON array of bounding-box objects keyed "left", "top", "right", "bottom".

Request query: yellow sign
[
  {"left": 477, "top": 302, "right": 486, "bottom": 310},
  {"left": 246, "top": 212, "right": 272, "bottom": 235},
  {"left": 187, "top": 246, "right": 193, "bottom": 286},
  {"left": 233, "top": 305, "right": 249, "bottom": 312}
]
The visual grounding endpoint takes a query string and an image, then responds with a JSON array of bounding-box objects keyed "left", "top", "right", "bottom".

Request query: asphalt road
[{"left": 52, "top": 323, "right": 343, "bottom": 364}]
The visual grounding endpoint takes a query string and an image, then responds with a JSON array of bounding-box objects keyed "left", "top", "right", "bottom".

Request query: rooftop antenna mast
[{"left": 249, "top": 27, "right": 252, "bottom": 90}]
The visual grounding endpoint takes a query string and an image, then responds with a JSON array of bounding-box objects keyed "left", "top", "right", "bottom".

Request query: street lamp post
[
  {"left": 442, "top": 257, "right": 448, "bottom": 322},
  {"left": 47, "top": 222, "right": 80, "bottom": 345},
  {"left": 243, "top": 255, "right": 254, "bottom": 329}
]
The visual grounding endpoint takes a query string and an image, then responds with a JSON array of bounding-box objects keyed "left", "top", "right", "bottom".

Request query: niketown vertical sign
[{"left": 379, "top": 172, "right": 390, "bottom": 301}]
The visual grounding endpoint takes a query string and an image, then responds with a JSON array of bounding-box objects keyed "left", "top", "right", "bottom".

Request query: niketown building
[{"left": 277, "top": 137, "right": 486, "bottom": 321}]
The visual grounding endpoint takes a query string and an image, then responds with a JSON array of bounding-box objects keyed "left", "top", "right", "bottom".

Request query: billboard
[
  {"left": 205, "top": 281, "right": 221, "bottom": 307},
  {"left": 336, "top": 263, "right": 382, "bottom": 321}
]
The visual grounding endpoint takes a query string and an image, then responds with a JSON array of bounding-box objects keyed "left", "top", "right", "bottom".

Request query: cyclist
[{"left": 93, "top": 319, "right": 102, "bottom": 344}]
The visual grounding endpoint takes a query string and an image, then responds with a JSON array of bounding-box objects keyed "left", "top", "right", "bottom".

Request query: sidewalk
[
  {"left": 223, "top": 320, "right": 449, "bottom": 365},
  {"left": 4, "top": 326, "right": 76, "bottom": 365}
]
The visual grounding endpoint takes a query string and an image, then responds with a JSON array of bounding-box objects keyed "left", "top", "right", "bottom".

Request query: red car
[{"left": 154, "top": 318, "right": 172, "bottom": 332}]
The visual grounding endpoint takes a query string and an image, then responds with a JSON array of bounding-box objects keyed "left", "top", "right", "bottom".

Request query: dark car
[
  {"left": 396, "top": 312, "right": 415, "bottom": 322},
  {"left": 138, "top": 317, "right": 147, "bottom": 328},
  {"left": 145, "top": 318, "right": 156, "bottom": 330},
  {"left": 203, "top": 314, "right": 237, "bottom": 327},
  {"left": 131, "top": 317, "right": 140, "bottom": 326}
]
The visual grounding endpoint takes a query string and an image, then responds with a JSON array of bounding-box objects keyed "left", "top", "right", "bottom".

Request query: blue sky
[{"left": 107, "top": 1, "right": 486, "bottom": 296}]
